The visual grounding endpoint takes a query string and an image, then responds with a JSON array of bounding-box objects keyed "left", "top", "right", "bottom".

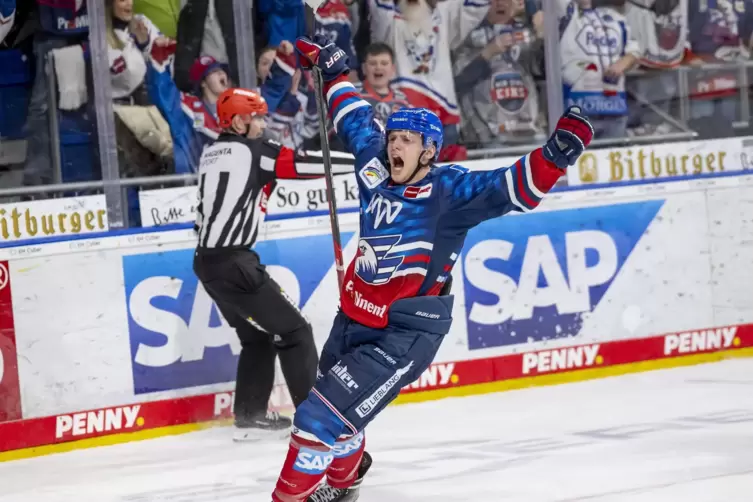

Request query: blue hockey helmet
[{"left": 385, "top": 107, "right": 443, "bottom": 160}]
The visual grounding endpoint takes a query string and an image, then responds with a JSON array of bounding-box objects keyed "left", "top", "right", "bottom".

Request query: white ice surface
[{"left": 2, "top": 359, "right": 753, "bottom": 502}]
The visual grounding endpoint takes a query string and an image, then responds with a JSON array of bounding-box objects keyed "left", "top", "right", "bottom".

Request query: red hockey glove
[
  {"left": 295, "top": 35, "right": 350, "bottom": 81},
  {"left": 543, "top": 106, "right": 594, "bottom": 169}
]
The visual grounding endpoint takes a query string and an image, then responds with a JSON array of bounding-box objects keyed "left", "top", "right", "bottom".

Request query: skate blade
[{"left": 232, "top": 427, "right": 291, "bottom": 442}]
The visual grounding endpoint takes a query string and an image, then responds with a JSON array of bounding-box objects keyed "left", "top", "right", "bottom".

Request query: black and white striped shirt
[{"left": 196, "top": 134, "right": 352, "bottom": 250}]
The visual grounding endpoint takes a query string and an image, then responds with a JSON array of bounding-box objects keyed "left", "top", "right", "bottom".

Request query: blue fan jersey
[{"left": 325, "top": 76, "right": 565, "bottom": 328}]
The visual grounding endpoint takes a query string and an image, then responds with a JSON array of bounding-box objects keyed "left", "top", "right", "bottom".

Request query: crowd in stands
[{"left": 1, "top": 0, "right": 753, "bottom": 195}]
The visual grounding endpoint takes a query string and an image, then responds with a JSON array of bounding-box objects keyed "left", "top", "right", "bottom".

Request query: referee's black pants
[{"left": 193, "top": 247, "right": 318, "bottom": 422}]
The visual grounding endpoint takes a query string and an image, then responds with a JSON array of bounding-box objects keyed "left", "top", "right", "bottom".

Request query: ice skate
[
  {"left": 232, "top": 411, "right": 291, "bottom": 442},
  {"left": 307, "top": 451, "right": 372, "bottom": 502}
]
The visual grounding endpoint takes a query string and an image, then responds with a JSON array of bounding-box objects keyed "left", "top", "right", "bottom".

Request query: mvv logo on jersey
[
  {"left": 462, "top": 200, "right": 663, "bottom": 349},
  {"left": 366, "top": 193, "right": 402, "bottom": 229}
]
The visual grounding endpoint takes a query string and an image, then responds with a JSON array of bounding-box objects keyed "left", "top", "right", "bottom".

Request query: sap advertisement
[
  {"left": 461, "top": 200, "right": 663, "bottom": 350},
  {"left": 123, "top": 232, "right": 354, "bottom": 395},
  {"left": 10, "top": 174, "right": 751, "bottom": 419},
  {"left": 123, "top": 197, "right": 677, "bottom": 394}
]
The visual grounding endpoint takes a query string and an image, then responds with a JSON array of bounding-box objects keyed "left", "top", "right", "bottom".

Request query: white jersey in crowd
[
  {"left": 625, "top": 0, "right": 688, "bottom": 69},
  {"left": 558, "top": 0, "right": 642, "bottom": 117},
  {"left": 109, "top": 14, "right": 161, "bottom": 99},
  {"left": 368, "top": 0, "right": 489, "bottom": 125},
  {"left": 453, "top": 18, "right": 543, "bottom": 147}
]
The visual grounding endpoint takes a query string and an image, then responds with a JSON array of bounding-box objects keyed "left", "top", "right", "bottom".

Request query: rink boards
[{"left": 0, "top": 172, "right": 752, "bottom": 459}]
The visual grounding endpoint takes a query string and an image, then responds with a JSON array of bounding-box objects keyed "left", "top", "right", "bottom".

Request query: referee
[{"left": 193, "top": 87, "right": 350, "bottom": 441}]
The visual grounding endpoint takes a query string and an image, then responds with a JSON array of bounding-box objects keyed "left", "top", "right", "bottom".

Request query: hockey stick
[{"left": 304, "top": 1, "right": 346, "bottom": 291}]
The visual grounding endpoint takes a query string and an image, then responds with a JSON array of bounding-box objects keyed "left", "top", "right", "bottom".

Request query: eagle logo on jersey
[{"left": 355, "top": 235, "right": 404, "bottom": 285}]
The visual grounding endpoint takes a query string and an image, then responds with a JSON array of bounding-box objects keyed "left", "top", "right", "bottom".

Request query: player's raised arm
[
  {"left": 295, "top": 35, "right": 384, "bottom": 160},
  {"left": 442, "top": 106, "right": 594, "bottom": 227}
]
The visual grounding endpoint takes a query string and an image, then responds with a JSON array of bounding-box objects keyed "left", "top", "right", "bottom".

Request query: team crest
[
  {"left": 355, "top": 235, "right": 403, "bottom": 285},
  {"left": 491, "top": 72, "right": 529, "bottom": 113}
]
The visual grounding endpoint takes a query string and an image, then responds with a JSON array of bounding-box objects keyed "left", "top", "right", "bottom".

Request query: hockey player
[
  {"left": 270, "top": 35, "right": 594, "bottom": 502},
  {"left": 193, "top": 87, "right": 352, "bottom": 441}
]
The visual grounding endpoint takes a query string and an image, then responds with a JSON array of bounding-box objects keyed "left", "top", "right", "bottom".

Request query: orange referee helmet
[{"left": 217, "top": 88, "right": 269, "bottom": 129}]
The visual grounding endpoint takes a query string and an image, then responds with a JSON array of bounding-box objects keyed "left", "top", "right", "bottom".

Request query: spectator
[
  {"left": 107, "top": 0, "right": 160, "bottom": 103},
  {"left": 453, "top": 0, "right": 545, "bottom": 149},
  {"left": 102, "top": 0, "right": 177, "bottom": 181},
  {"left": 0, "top": 0, "right": 14, "bottom": 44},
  {"left": 314, "top": 0, "right": 360, "bottom": 80},
  {"left": 625, "top": 0, "right": 688, "bottom": 136},
  {"left": 259, "top": 0, "right": 306, "bottom": 47},
  {"left": 356, "top": 42, "right": 410, "bottom": 127},
  {"left": 147, "top": 42, "right": 295, "bottom": 173},
  {"left": 685, "top": 0, "right": 752, "bottom": 138},
  {"left": 524, "top": 0, "right": 543, "bottom": 37},
  {"left": 558, "top": 0, "right": 641, "bottom": 139},
  {"left": 22, "top": 0, "right": 89, "bottom": 186},
  {"left": 367, "top": 0, "right": 490, "bottom": 160},
  {"left": 266, "top": 65, "right": 321, "bottom": 150},
  {"left": 174, "top": 0, "right": 238, "bottom": 92}
]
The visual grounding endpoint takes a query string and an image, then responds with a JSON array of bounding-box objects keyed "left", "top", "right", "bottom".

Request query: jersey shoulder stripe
[{"left": 327, "top": 82, "right": 370, "bottom": 131}]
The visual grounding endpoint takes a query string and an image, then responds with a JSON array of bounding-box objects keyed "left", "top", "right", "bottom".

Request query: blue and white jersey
[
  {"left": 559, "top": 1, "right": 642, "bottom": 116},
  {"left": 325, "top": 75, "right": 565, "bottom": 328},
  {"left": 0, "top": 0, "right": 15, "bottom": 44}
]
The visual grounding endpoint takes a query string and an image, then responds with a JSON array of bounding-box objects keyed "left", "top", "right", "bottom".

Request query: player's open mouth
[
  {"left": 374, "top": 71, "right": 385, "bottom": 80},
  {"left": 391, "top": 155, "right": 404, "bottom": 169}
]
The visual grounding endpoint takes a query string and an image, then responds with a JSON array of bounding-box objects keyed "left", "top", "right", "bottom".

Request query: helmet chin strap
[{"left": 401, "top": 150, "right": 431, "bottom": 185}]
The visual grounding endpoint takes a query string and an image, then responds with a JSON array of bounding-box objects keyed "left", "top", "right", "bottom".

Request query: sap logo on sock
[
  {"left": 462, "top": 200, "right": 663, "bottom": 350},
  {"left": 56, "top": 405, "right": 142, "bottom": 439},
  {"left": 522, "top": 345, "right": 601, "bottom": 375},
  {"left": 330, "top": 362, "right": 359, "bottom": 392},
  {"left": 664, "top": 327, "right": 738, "bottom": 356},
  {"left": 356, "top": 361, "right": 414, "bottom": 418},
  {"left": 408, "top": 362, "right": 455, "bottom": 389},
  {"left": 122, "top": 233, "right": 347, "bottom": 394},
  {"left": 294, "top": 447, "right": 335, "bottom": 474},
  {"left": 333, "top": 432, "right": 364, "bottom": 458}
]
